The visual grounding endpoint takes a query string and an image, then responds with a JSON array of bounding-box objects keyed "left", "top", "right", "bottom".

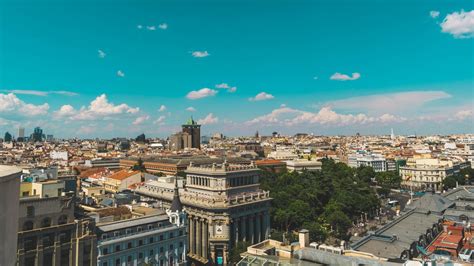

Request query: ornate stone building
[{"left": 135, "top": 161, "right": 272, "bottom": 265}]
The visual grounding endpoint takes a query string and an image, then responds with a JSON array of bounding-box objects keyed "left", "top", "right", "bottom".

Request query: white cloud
[
  {"left": 249, "top": 92, "right": 274, "bottom": 101},
  {"left": 158, "top": 105, "right": 167, "bottom": 112},
  {"left": 330, "top": 72, "right": 361, "bottom": 81},
  {"left": 186, "top": 88, "right": 218, "bottom": 100},
  {"left": 313, "top": 76, "right": 319, "bottom": 80},
  {"left": 215, "top": 83, "right": 237, "bottom": 93},
  {"left": 158, "top": 23, "right": 168, "bottom": 30},
  {"left": 246, "top": 106, "right": 404, "bottom": 127},
  {"left": 198, "top": 113, "right": 218, "bottom": 125},
  {"left": 2, "top": 90, "right": 78, "bottom": 97},
  {"left": 146, "top": 25, "right": 156, "bottom": 31},
  {"left": 117, "top": 70, "right": 125, "bottom": 77},
  {"left": 186, "top": 107, "right": 196, "bottom": 112},
  {"left": 430, "top": 10, "right": 440, "bottom": 19},
  {"left": 137, "top": 25, "right": 143, "bottom": 29},
  {"left": 98, "top": 49, "right": 106, "bottom": 58},
  {"left": 154, "top": 115, "right": 166, "bottom": 125},
  {"left": 192, "top": 51, "right": 210, "bottom": 58},
  {"left": 0, "top": 93, "right": 49, "bottom": 116},
  {"left": 55, "top": 94, "right": 139, "bottom": 120},
  {"left": 328, "top": 90, "right": 451, "bottom": 114},
  {"left": 132, "top": 115, "right": 150, "bottom": 125},
  {"left": 441, "top": 10, "right": 474, "bottom": 38},
  {"left": 454, "top": 109, "right": 473, "bottom": 120}
]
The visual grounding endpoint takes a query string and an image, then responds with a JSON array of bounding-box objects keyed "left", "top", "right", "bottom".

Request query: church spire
[{"left": 169, "top": 177, "right": 183, "bottom": 212}]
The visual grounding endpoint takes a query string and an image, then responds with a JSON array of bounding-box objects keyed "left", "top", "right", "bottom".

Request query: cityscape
[{"left": 1, "top": 1, "right": 474, "bottom": 266}]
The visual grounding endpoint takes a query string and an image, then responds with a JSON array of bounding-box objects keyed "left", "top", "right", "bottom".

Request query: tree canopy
[{"left": 260, "top": 159, "right": 380, "bottom": 242}]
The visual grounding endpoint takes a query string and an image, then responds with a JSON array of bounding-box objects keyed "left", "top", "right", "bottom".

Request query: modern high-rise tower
[{"left": 182, "top": 117, "right": 201, "bottom": 149}]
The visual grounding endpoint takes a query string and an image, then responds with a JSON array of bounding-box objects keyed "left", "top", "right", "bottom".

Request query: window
[
  {"left": 125, "top": 229, "right": 132, "bottom": 234},
  {"left": 169, "top": 233, "right": 174, "bottom": 239},
  {"left": 127, "top": 256, "right": 132, "bottom": 262},
  {"left": 127, "top": 242, "right": 132, "bottom": 249},
  {"left": 138, "top": 240, "right": 143, "bottom": 246},
  {"left": 160, "top": 247, "right": 164, "bottom": 253},
  {"left": 169, "top": 244, "right": 174, "bottom": 250},
  {"left": 22, "top": 221, "right": 34, "bottom": 231},
  {"left": 41, "top": 217, "right": 52, "bottom": 228},
  {"left": 138, "top": 252, "right": 143, "bottom": 259},
  {"left": 179, "top": 230, "right": 183, "bottom": 236},
  {"left": 149, "top": 250, "right": 154, "bottom": 256},
  {"left": 137, "top": 226, "right": 142, "bottom": 232},
  {"left": 102, "top": 234, "right": 108, "bottom": 240},
  {"left": 114, "top": 231, "right": 119, "bottom": 237},
  {"left": 102, "top": 263, "right": 107, "bottom": 266},
  {"left": 149, "top": 237, "right": 154, "bottom": 243},
  {"left": 115, "top": 259, "right": 120, "bottom": 266},
  {"left": 179, "top": 242, "right": 183, "bottom": 248},
  {"left": 26, "top": 206, "right": 35, "bottom": 217},
  {"left": 148, "top": 224, "right": 153, "bottom": 230},
  {"left": 58, "top": 215, "right": 68, "bottom": 225},
  {"left": 103, "top": 248, "right": 108, "bottom": 255},
  {"left": 115, "top": 245, "right": 120, "bottom": 252},
  {"left": 159, "top": 235, "right": 164, "bottom": 241}
]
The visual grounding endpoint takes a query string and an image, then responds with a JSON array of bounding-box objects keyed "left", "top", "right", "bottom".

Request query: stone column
[
  {"left": 249, "top": 215, "right": 254, "bottom": 244},
  {"left": 202, "top": 219, "right": 208, "bottom": 260},
  {"left": 197, "top": 218, "right": 202, "bottom": 257},
  {"left": 256, "top": 213, "right": 262, "bottom": 243},
  {"left": 264, "top": 211, "right": 271, "bottom": 240},
  {"left": 189, "top": 216, "right": 195, "bottom": 255},
  {"left": 241, "top": 217, "right": 247, "bottom": 242},
  {"left": 234, "top": 218, "right": 239, "bottom": 245}
]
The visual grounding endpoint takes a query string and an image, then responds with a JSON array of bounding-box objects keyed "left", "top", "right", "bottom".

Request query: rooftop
[{"left": 0, "top": 165, "right": 22, "bottom": 178}]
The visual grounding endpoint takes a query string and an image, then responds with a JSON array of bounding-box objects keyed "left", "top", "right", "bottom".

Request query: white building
[
  {"left": 50, "top": 151, "right": 68, "bottom": 161},
  {"left": 286, "top": 159, "right": 322, "bottom": 173},
  {"left": 348, "top": 152, "right": 387, "bottom": 172},
  {"left": 400, "top": 158, "right": 467, "bottom": 191}
]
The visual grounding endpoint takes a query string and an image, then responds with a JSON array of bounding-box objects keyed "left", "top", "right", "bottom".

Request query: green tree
[
  {"left": 132, "top": 157, "right": 147, "bottom": 172},
  {"left": 4, "top": 132, "right": 12, "bottom": 142},
  {"left": 228, "top": 241, "right": 250, "bottom": 263},
  {"left": 355, "top": 165, "right": 376, "bottom": 184}
]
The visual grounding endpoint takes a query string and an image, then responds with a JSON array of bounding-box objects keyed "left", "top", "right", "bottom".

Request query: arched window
[
  {"left": 22, "top": 221, "right": 34, "bottom": 231},
  {"left": 58, "top": 215, "right": 68, "bottom": 225},
  {"left": 41, "top": 217, "right": 52, "bottom": 228}
]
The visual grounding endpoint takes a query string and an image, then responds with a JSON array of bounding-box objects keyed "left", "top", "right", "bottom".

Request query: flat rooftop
[{"left": 0, "top": 165, "right": 22, "bottom": 178}]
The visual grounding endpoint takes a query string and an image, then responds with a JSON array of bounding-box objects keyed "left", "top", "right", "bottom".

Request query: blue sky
[{"left": 0, "top": 0, "right": 473, "bottom": 138}]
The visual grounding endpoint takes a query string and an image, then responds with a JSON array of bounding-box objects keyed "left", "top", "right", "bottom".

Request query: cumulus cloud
[
  {"left": 330, "top": 72, "right": 361, "bottom": 81},
  {"left": 328, "top": 90, "right": 451, "bottom": 114},
  {"left": 117, "top": 70, "right": 125, "bottom": 77},
  {"left": 158, "top": 23, "right": 168, "bottom": 30},
  {"left": 158, "top": 105, "right": 167, "bottom": 112},
  {"left": 249, "top": 92, "right": 274, "bottom": 101},
  {"left": 186, "top": 107, "right": 196, "bottom": 112},
  {"left": 186, "top": 88, "right": 218, "bottom": 100},
  {"left": 2, "top": 90, "right": 78, "bottom": 97},
  {"left": 137, "top": 25, "right": 143, "bottom": 29},
  {"left": 430, "top": 10, "right": 440, "bottom": 19},
  {"left": 132, "top": 115, "right": 150, "bottom": 125},
  {"left": 55, "top": 94, "right": 139, "bottom": 120},
  {"left": 215, "top": 83, "right": 237, "bottom": 93},
  {"left": 191, "top": 51, "right": 210, "bottom": 58},
  {"left": 146, "top": 25, "right": 156, "bottom": 31},
  {"left": 246, "top": 106, "right": 404, "bottom": 127},
  {"left": 441, "top": 10, "right": 474, "bottom": 38},
  {"left": 454, "top": 109, "right": 473, "bottom": 120},
  {"left": 198, "top": 113, "right": 219, "bottom": 125},
  {"left": 98, "top": 49, "right": 106, "bottom": 58},
  {"left": 154, "top": 115, "right": 166, "bottom": 125},
  {"left": 0, "top": 93, "right": 49, "bottom": 116}
]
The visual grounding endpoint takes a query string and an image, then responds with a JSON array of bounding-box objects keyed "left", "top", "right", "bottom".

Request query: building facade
[
  {"left": 0, "top": 166, "right": 22, "bottom": 266},
  {"left": 348, "top": 152, "right": 387, "bottom": 172},
  {"left": 96, "top": 213, "right": 187, "bottom": 266},
  {"left": 16, "top": 196, "right": 97, "bottom": 266},
  {"left": 181, "top": 117, "right": 201, "bottom": 149},
  {"left": 400, "top": 158, "right": 468, "bottom": 191},
  {"left": 135, "top": 162, "right": 272, "bottom": 265}
]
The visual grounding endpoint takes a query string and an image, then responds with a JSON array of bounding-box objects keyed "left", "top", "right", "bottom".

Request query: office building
[
  {"left": 348, "top": 152, "right": 387, "bottom": 172},
  {"left": 135, "top": 161, "right": 272, "bottom": 265},
  {"left": 96, "top": 185, "right": 187, "bottom": 266},
  {"left": 0, "top": 166, "right": 22, "bottom": 266},
  {"left": 16, "top": 190, "right": 97, "bottom": 265},
  {"left": 169, "top": 132, "right": 192, "bottom": 151}
]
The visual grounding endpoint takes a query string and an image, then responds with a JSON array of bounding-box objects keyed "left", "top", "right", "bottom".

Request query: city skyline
[{"left": 1, "top": 0, "right": 473, "bottom": 138}]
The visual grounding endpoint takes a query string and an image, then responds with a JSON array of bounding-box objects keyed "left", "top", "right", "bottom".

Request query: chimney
[{"left": 299, "top": 229, "right": 309, "bottom": 248}]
